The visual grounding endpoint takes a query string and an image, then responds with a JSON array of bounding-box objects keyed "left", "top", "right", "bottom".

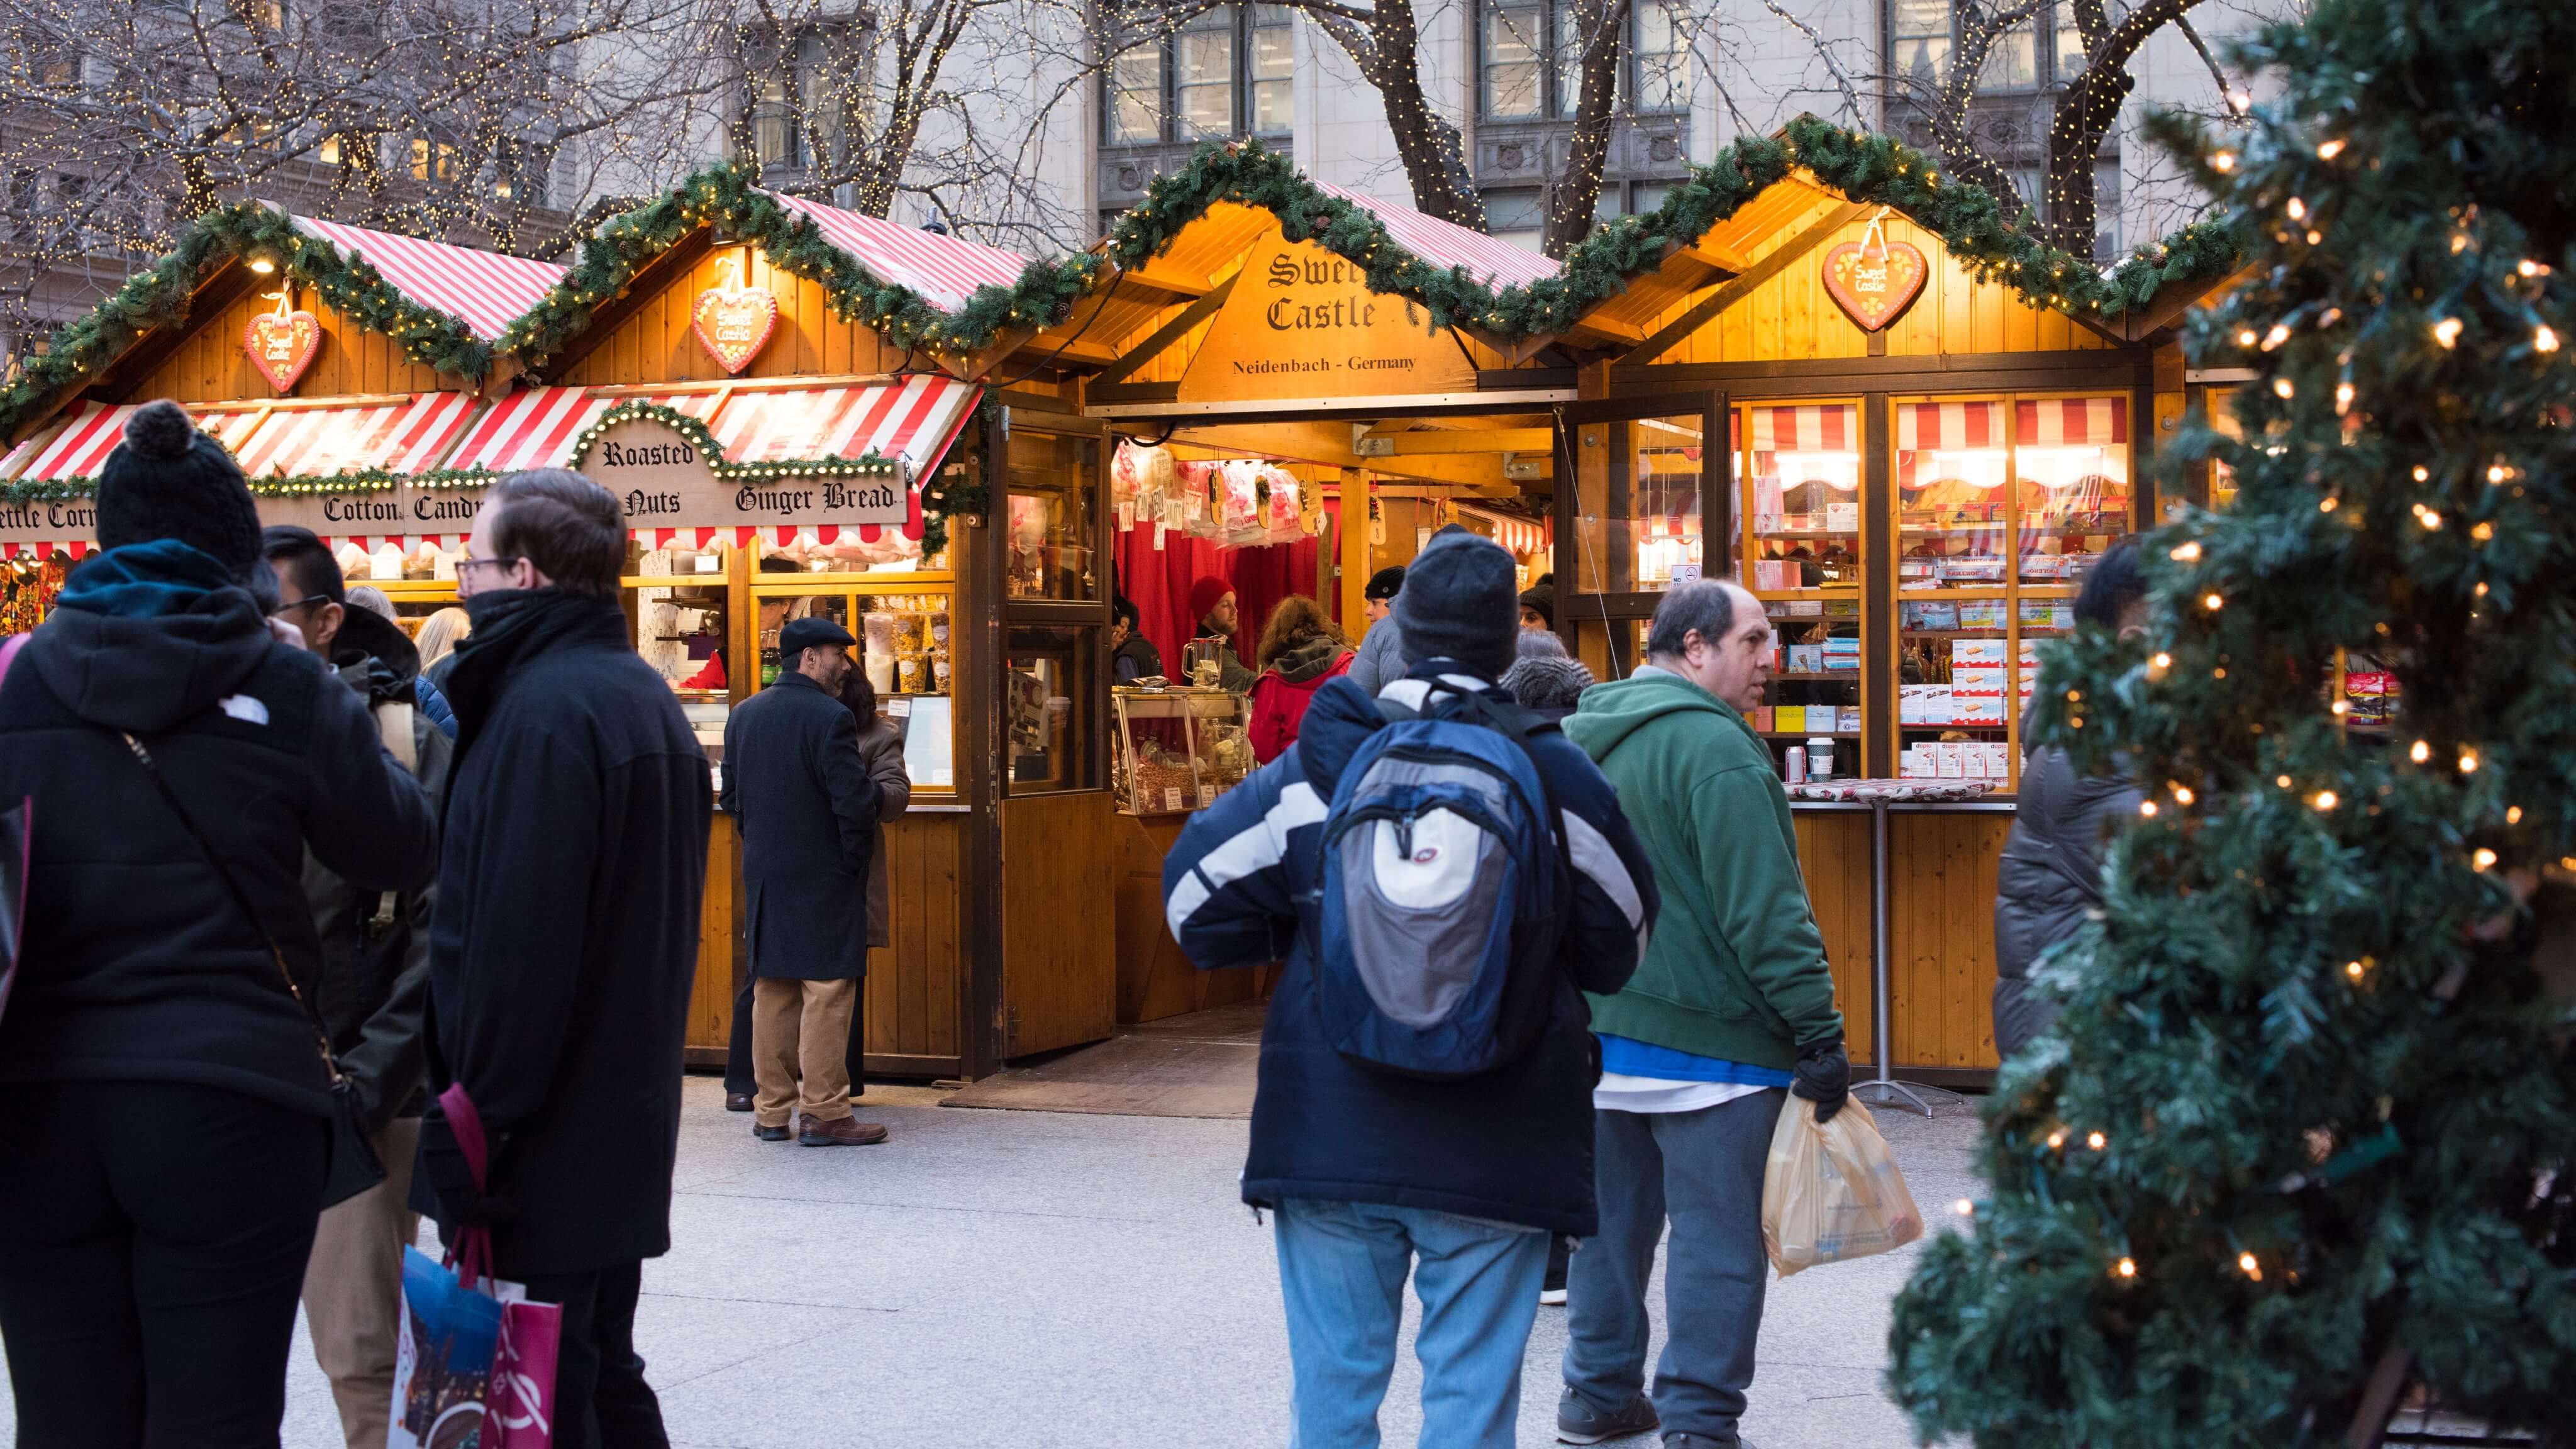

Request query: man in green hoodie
[{"left": 1554, "top": 578, "right": 1848, "bottom": 1449}]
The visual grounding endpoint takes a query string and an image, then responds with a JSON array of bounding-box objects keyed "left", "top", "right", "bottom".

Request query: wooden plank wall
[
  {"left": 999, "top": 792, "right": 1119, "bottom": 1056},
  {"left": 684, "top": 814, "right": 740, "bottom": 1055},
  {"left": 133, "top": 287, "right": 455, "bottom": 402},
  {"left": 1116, "top": 814, "right": 1267, "bottom": 1023},
  {"left": 1647, "top": 213, "right": 2116, "bottom": 367},
  {"left": 1791, "top": 811, "right": 1876, "bottom": 1067},
  {"left": 1888, "top": 811, "right": 2009, "bottom": 1069},
  {"left": 551, "top": 246, "right": 919, "bottom": 387},
  {"left": 864, "top": 813, "right": 965, "bottom": 1064}
]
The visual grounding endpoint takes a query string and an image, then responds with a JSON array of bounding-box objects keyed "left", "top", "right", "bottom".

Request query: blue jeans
[
  {"left": 1562, "top": 1091, "right": 1783, "bottom": 1447},
  {"left": 1273, "top": 1198, "right": 1550, "bottom": 1449}
]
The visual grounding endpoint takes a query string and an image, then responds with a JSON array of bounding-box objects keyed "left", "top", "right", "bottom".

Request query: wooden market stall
[
  {"left": 475, "top": 171, "right": 1137, "bottom": 1077},
  {"left": 1016, "top": 122, "right": 2238, "bottom": 1082}
]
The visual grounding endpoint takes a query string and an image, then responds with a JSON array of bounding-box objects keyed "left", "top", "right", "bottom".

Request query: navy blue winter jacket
[{"left": 1163, "top": 664, "right": 1659, "bottom": 1235}]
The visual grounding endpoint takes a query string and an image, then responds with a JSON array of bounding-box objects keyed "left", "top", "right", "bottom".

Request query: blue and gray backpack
[{"left": 1314, "top": 683, "right": 1568, "bottom": 1080}]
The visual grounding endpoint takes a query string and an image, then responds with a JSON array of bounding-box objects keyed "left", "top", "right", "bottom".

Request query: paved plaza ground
[{"left": 0, "top": 1073, "right": 1984, "bottom": 1448}]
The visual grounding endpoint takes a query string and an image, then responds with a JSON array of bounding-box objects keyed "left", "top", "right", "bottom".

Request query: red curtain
[{"left": 1114, "top": 524, "right": 1322, "bottom": 674}]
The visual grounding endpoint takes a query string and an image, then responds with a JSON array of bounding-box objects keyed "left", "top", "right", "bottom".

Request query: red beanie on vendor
[{"left": 1189, "top": 575, "right": 1233, "bottom": 625}]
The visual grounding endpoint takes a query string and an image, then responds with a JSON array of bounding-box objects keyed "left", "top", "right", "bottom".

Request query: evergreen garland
[
  {"left": 0, "top": 203, "right": 496, "bottom": 447},
  {"left": 499, "top": 116, "right": 2240, "bottom": 375}
]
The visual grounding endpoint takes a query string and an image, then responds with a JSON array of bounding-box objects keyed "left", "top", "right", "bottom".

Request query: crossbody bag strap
[{"left": 118, "top": 730, "right": 345, "bottom": 1084}]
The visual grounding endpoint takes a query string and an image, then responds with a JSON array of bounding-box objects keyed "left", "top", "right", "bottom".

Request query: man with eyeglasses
[{"left": 414, "top": 470, "right": 711, "bottom": 1449}]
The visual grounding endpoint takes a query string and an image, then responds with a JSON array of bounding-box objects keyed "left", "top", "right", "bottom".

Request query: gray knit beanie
[{"left": 1393, "top": 530, "right": 1519, "bottom": 679}]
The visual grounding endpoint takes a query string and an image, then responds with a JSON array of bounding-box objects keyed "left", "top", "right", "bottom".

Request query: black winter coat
[
  {"left": 0, "top": 545, "right": 437, "bottom": 1116},
  {"left": 1992, "top": 742, "right": 2141, "bottom": 1059},
  {"left": 416, "top": 589, "right": 711, "bottom": 1279},
  {"left": 305, "top": 606, "right": 453, "bottom": 1131},
  {"left": 719, "top": 669, "right": 877, "bottom": 981}
]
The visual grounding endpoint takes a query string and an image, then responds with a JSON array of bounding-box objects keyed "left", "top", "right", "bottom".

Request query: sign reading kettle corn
[{"left": 1180, "top": 235, "right": 1477, "bottom": 402}]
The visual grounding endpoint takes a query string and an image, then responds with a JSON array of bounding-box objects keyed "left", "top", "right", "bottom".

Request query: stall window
[
  {"left": 1741, "top": 402, "right": 1862, "bottom": 774},
  {"left": 625, "top": 537, "right": 740, "bottom": 764},
  {"left": 2204, "top": 386, "right": 2243, "bottom": 511},
  {"left": 1566, "top": 407, "right": 1710, "bottom": 596},
  {"left": 1004, "top": 625, "right": 1101, "bottom": 792},
  {"left": 1892, "top": 393, "right": 2131, "bottom": 789},
  {"left": 1004, "top": 428, "right": 1101, "bottom": 601},
  {"left": 743, "top": 579, "right": 958, "bottom": 792}
]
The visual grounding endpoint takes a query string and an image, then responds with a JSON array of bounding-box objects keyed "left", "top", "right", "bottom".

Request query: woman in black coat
[
  {"left": 0, "top": 402, "right": 438, "bottom": 1445},
  {"left": 837, "top": 669, "right": 911, "bottom": 1096}
]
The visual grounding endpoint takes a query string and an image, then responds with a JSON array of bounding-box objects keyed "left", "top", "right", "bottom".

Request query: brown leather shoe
[
  {"left": 724, "top": 1092, "right": 755, "bottom": 1113},
  {"left": 797, "top": 1114, "right": 888, "bottom": 1146},
  {"left": 752, "top": 1121, "right": 791, "bottom": 1141}
]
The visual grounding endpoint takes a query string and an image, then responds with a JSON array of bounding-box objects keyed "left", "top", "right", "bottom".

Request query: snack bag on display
[
  {"left": 1177, "top": 462, "right": 1218, "bottom": 538},
  {"left": 1760, "top": 1096, "right": 1923, "bottom": 1277},
  {"left": 1217, "top": 460, "right": 1265, "bottom": 544},
  {"left": 1261, "top": 465, "right": 1304, "bottom": 543}
]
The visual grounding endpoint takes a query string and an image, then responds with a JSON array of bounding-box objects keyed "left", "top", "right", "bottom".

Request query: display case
[
  {"left": 1112, "top": 687, "right": 1256, "bottom": 816},
  {"left": 1742, "top": 402, "right": 1863, "bottom": 775},
  {"left": 1004, "top": 428, "right": 1101, "bottom": 601},
  {"left": 1890, "top": 394, "right": 2131, "bottom": 788},
  {"left": 747, "top": 572, "right": 959, "bottom": 792},
  {"left": 1562, "top": 397, "right": 1723, "bottom": 597}
]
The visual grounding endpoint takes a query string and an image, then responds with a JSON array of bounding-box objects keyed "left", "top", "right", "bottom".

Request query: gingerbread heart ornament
[
  {"left": 692, "top": 285, "right": 779, "bottom": 375},
  {"left": 243, "top": 309, "right": 323, "bottom": 393},
  {"left": 1821, "top": 239, "right": 1928, "bottom": 332}
]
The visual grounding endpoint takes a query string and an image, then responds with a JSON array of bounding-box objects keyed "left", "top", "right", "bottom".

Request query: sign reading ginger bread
[
  {"left": 575, "top": 413, "right": 906, "bottom": 530},
  {"left": 1179, "top": 234, "right": 1477, "bottom": 403}
]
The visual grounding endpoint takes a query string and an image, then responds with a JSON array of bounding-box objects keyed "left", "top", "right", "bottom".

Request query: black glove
[
  {"left": 1791, "top": 1036, "right": 1850, "bottom": 1123},
  {"left": 417, "top": 1111, "right": 516, "bottom": 1227}
]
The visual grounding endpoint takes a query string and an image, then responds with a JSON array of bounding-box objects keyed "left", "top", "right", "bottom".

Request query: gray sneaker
[{"left": 1557, "top": 1387, "right": 1658, "bottom": 1444}]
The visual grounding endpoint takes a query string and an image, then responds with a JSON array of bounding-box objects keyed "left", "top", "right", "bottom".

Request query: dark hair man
[
  {"left": 1111, "top": 595, "right": 1163, "bottom": 683},
  {"left": 259, "top": 526, "right": 454, "bottom": 1449},
  {"left": 717, "top": 616, "right": 886, "bottom": 1146},
  {"left": 416, "top": 469, "right": 711, "bottom": 1448},
  {"left": 1557, "top": 578, "right": 1850, "bottom": 1449}
]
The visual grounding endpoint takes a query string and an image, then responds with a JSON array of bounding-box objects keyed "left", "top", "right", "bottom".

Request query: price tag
[{"left": 1163, "top": 787, "right": 1184, "bottom": 812}]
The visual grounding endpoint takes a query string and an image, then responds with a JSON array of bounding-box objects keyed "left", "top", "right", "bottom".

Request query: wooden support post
[{"left": 1338, "top": 467, "right": 1371, "bottom": 634}]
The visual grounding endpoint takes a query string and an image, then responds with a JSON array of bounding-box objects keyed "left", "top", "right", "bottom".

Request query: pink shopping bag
[{"left": 388, "top": 1084, "right": 562, "bottom": 1448}]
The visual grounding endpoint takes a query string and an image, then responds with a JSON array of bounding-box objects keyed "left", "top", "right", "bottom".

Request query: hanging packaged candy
[
  {"left": 1262, "top": 465, "right": 1304, "bottom": 543},
  {"left": 1111, "top": 439, "right": 1175, "bottom": 532},
  {"left": 1218, "top": 460, "right": 1264, "bottom": 541},
  {"left": 1177, "top": 462, "right": 1219, "bottom": 538}
]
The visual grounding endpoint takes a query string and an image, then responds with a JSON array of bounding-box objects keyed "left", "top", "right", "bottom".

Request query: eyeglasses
[
  {"left": 269, "top": 595, "right": 332, "bottom": 618},
  {"left": 455, "top": 557, "right": 521, "bottom": 582}
]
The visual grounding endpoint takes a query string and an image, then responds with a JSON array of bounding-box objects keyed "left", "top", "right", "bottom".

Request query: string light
[
  {"left": 2140, "top": 800, "right": 2160, "bottom": 818},
  {"left": 2236, "top": 326, "right": 2260, "bottom": 347},
  {"left": 2238, "top": 1253, "right": 2262, "bottom": 1281},
  {"left": 2506, "top": 806, "right": 2523, "bottom": 824},
  {"left": 2317, "top": 138, "right": 2346, "bottom": 160},
  {"left": 2536, "top": 326, "right": 2560, "bottom": 353},
  {"left": 2472, "top": 521, "right": 2494, "bottom": 541},
  {"left": 2151, "top": 652, "right": 2172, "bottom": 669},
  {"left": 2434, "top": 317, "right": 2463, "bottom": 348},
  {"left": 2046, "top": 1130, "right": 2068, "bottom": 1151},
  {"left": 2204, "top": 592, "right": 2225, "bottom": 611},
  {"left": 2173, "top": 786, "right": 2194, "bottom": 806},
  {"left": 2474, "top": 848, "right": 2498, "bottom": 871},
  {"left": 2212, "top": 150, "right": 2237, "bottom": 172},
  {"left": 2273, "top": 377, "right": 2295, "bottom": 398},
  {"left": 2459, "top": 750, "right": 2480, "bottom": 774},
  {"left": 2345, "top": 959, "right": 2367, "bottom": 980},
  {"left": 2115, "top": 1257, "right": 2138, "bottom": 1279},
  {"left": 1953, "top": 1199, "right": 1974, "bottom": 1217},
  {"left": 2411, "top": 739, "right": 2432, "bottom": 763},
  {"left": 2170, "top": 541, "right": 2202, "bottom": 562},
  {"left": 2087, "top": 1131, "right": 2107, "bottom": 1151},
  {"left": 2312, "top": 790, "right": 2339, "bottom": 811}
]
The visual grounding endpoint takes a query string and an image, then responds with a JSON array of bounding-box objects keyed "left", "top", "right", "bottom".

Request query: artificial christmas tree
[{"left": 1888, "top": 2, "right": 2576, "bottom": 1445}]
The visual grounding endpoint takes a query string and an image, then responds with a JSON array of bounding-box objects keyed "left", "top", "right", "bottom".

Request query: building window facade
[
  {"left": 1888, "top": 0, "right": 2089, "bottom": 95},
  {"left": 1102, "top": 4, "right": 1292, "bottom": 148},
  {"left": 1476, "top": 0, "right": 1692, "bottom": 120},
  {"left": 748, "top": 27, "right": 862, "bottom": 189}
]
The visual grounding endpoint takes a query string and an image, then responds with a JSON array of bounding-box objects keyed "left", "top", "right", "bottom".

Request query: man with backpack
[
  {"left": 1163, "top": 530, "right": 1659, "bottom": 1448},
  {"left": 1556, "top": 579, "right": 1850, "bottom": 1449}
]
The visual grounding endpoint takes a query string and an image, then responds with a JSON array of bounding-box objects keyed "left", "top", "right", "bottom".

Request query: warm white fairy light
[
  {"left": 2474, "top": 848, "right": 2499, "bottom": 871},
  {"left": 2411, "top": 739, "right": 2432, "bottom": 763},
  {"left": 2115, "top": 1256, "right": 2138, "bottom": 1279},
  {"left": 2536, "top": 326, "right": 2559, "bottom": 353},
  {"left": 2087, "top": 1131, "right": 2107, "bottom": 1151},
  {"left": 2273, "top": 377, "right": 2295, "bottom": 399},
  {"left": 2312, "top": 790, "right": 2339, "bottom": 811},
  {"left": 2173, "top": 786, "right": 2195, "bottom": 806},
  {"left": 2140, "top": 800, "right": 2160, "bottom": 818},
  {"left": 2171, "top": 541, "right": 2202, "bottom": 562},
  {"left": 2203, "top": 592, "right": 2225, "bottom": 611},
  {"left": 2236, "top": 326, "right": 2260, "bottom": 347},
  {"left": 2239, "top": 1253, "right": 2263, "bottom": 1281},
  {"left": 2317, "top": 138, "right": 2346, "bottom": 160},
  {"left": 2262, "top": 323, "right": 2291, "bottom": 349},
  {"left": 2459, "top": 749, "right": 2480, "bottom": 774},
  {"left": 2434, "top": 317, "right": 2463, "bottom": 348}
]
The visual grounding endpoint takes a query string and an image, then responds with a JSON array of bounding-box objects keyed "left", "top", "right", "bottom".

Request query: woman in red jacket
[{"left": 1245, "top": 594, "right": 1353, "bottom": 763}]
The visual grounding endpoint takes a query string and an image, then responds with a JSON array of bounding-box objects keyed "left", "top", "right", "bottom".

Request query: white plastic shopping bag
[{"left": 1760, "top": 1094, "right": 1923, "bottom": 1276}]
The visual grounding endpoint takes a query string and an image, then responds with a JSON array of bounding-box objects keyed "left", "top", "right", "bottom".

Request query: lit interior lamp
[{"left": 247, "top": 256, "right": 276, "bottom": 274}]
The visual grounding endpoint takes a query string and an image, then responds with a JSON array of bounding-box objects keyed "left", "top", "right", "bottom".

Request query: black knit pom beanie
[{"left": 96, "top": 399, "right": 264, "bottom": 576}]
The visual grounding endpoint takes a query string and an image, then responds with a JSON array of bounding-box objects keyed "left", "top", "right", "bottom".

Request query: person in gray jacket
[
  {"left": 1343, "top": 564, "right": 1407, "bottom": 694},
  {"left": 1992, "top": 541, "right": 2146, "bottom": 1059},
  {"left": 839, "top": 665, "right": 911, "bottom": 1104}
]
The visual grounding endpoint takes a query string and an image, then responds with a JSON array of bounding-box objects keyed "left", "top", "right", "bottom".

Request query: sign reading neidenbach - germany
[
  {"left": 1180, "top": 234, "right": 1477, "bottom": 403},
  {"left": 579, "top": 414, "right": 908, "bottom": 530}
]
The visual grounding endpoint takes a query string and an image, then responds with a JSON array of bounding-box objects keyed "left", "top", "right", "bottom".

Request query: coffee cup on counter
[{"left": 1806, "top": 736, "right": 1836, "bottom": 780}]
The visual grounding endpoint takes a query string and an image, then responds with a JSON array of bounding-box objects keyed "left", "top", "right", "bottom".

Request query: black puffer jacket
[
  {"left": 305, "top": 606, "right": 453, "bottom": 1131},
  {"left": 0, "top": 541, "right": 438, "bottom": 1115},
  {"left": 1992, "top": 742, "right": 2141, "bottom": 1059}
]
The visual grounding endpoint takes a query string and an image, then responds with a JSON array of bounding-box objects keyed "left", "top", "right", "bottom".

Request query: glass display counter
[
  {"left": 1112, "top": 687, "right": 1255, "bottom": 816},
  {"left": 749, "top": 567, "right": 958, "bottom": 794},
  {"left": 1743, "top": 402, "right": 1862, "bottom": 774}
]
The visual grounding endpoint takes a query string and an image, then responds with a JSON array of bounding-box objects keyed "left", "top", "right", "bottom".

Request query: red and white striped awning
[
  {"left": 291, "top": 216, "right": 567, "bottom": 343},
  {"left": 448, "top": 377, "right": 979, "bottom": 482},
  {"left": 18, "top": 401, "right": 145, "bottom": 480},
  {"left": 2016, "top": 396, "right": 2128, "bottom": 447},
  {"left": 763, "top": 191, "right": 1028, "bottom": 313},
  {"left": 1311, "top": 180, "right": 1560, "bottom": 290},
  {"left": 1896, "top": 400, "right": 2007, "bottom": 452},
  {"left": 1748, "top": 404, "right": 1858, "bottom": 453},
  {"left": 231, "top": 393, "right": 482, "bottom": 479}
]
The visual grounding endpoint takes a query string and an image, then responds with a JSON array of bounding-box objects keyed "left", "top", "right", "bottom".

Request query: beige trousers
[
  {"left": 300, "top": 1114, "right": 422, "bottom": 1449},
  {"left": 752, "top": 977, "right": 858, "bottom": 1128}
]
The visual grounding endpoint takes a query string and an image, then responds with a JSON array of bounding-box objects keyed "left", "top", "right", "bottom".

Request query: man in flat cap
[{"left": 718, "top": 616, "right": 886, "bottom": 1145}]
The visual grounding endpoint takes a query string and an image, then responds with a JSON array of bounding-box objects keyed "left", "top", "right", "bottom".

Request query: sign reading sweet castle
[{"left": 1179, "top": 235, "right": 1478, "bottom": 403}]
